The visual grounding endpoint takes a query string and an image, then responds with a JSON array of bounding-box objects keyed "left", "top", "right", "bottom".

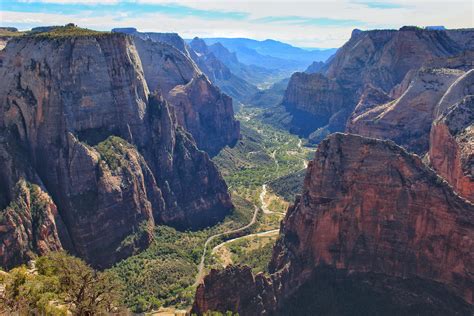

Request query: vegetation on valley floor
[
  {"left": 268, "top": 168, "right": 308, "bottom": 201},
  {"left": 109, "top": 105, "right": 313, "bottom": 312},
  {"left": 0, "top": 106, "right": 314, "bottom": 313},
  {"left": 214, "top": 106, "right": 312, "bottom": 189},
  {"left": 109, "top": 194, "right": 258, "bottom": 313}
]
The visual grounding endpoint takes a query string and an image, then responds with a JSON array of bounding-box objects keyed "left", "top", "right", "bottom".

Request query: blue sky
[{"left": 1, "top": 0, "right": 472, "bottom": 48}]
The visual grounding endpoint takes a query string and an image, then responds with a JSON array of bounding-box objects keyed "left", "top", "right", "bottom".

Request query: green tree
[
  {"left": 36, "top": 252, "right": 123, "bottom": 315},
  {"left": 0, "top": 252, "right": 124, "bottom": 315}
]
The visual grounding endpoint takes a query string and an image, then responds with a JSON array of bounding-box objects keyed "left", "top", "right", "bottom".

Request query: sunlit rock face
[
  {"left": 281, "top": 27, "right": 474, "bottom": 144},
  {"left": 429, "top": 94, "right": 474, "bottom": 203},
  {"left": 347, "top": 67, "right": 465, "bottom": 154},
  {"left": 193, "top": 133, "right": 474, "bottom": 316}
]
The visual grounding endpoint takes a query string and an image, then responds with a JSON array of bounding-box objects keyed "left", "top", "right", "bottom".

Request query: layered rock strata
[
  {"left": 280, "top": 27, "right": 474, "bottom": 143},
  {"left": 0, "top": 29, "right": 232, "bottom": 268},
  {"left": 193, "top": 133, "right": 474, "bottom": 315},
  {"left": 113, "top": 30, "right": 240, "bottom": 155}
]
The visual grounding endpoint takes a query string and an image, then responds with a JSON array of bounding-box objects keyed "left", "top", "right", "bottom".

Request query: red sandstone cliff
[
  {"left": 193, "top": 133, "right": 474, "bottom": 315},
  {"left": 429, "top": 95, "right": 474, "bottom": 202},
  {"left": 0, "top": 180, "right": 63, "bottom": 269},
  {"left": 347, "top": 67, "right": 464, "bottom": 154},
  {"left": 280, "top": 27, "right": 474, "bottom": 143}
]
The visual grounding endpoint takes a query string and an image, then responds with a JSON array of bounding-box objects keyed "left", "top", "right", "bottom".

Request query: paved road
[
  {"left": 194, "top": 137, "right": 307, "bottom": 286},
  {"left": 193, "top": 204, "right": 260, "bottom": 286},
  {"left": 211, "top": 229, "right": 280, "bottom": 255}
]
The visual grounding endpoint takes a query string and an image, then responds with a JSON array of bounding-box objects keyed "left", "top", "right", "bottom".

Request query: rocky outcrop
[
  {"left": 0, "top": 27, "right": 20, "bottom": 51},
  {"left": 0, "top": 180, "right": 64, "bottom": 269},
  {"left": 304, "top": 61, "right": 324, "bottom": 74},
  {"left": 193, "top": 265, "right": 275, "bottom": 316},
  {"left": 348, "top": 67, "right": 464, "bottom": 154},
  {"left": 278, "top": 27, "right": 474, "bottom": 143},
  {"left": 348, "top": 63, "right": 473, "bottom": 200},
  {"left": 112, "top": 28, "right": 194, "bottom": 58},
  {"left": 281, "top": 72, "right": 346, "bottom": 137},
  {"left": 193, "top": 133, "right": 474, "bottom": 315},
  {"left": 0, "top": 28, "right": 232, "bottom": 268},
  {"left": 326, "top": 27, "right": 467, "bottom": 93},
  {"left": 167, "top": 75, "right": 240, "bottom": 156},
  {"left": 429, "top": 95, "right": 474, "bottom": 202},
  {"left": 351, "top": 84, "right": 392, "bottom": 117},
  {"left": 112, "top": 30, "right": 240, "bottom": 155},
  {"left": 114, "top": 30, "right": 260, "bottom": 106},
  {"left": 133, "top": 36, "right": 200, "bottom": 95}
]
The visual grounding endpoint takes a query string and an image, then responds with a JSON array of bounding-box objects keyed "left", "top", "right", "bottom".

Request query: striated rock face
[
  {"left": 133, "top": 36, "right": 200, "bottom": 95},
  {"left": 348, "top": 67, "right": 464, "bottom": 154},
  {"left": 326, "top": 28, "right": 463, "bottom": 92},
  {"left": 113, "top": 31, "right": 240, "bottom": 155},
  {"left": 0, "top": 37, "right": 10, "bottom": 51},
  {"left": 112, "top": 28, "right": 194, "bottom": 58},
  {"left": 435, "top": 68, "right": 474, "bottom": 117},
  {"left": 283, "top": 73, "right": 344, "bottom": 118},
  {"left": 349, "top": 63, "right": 473, "bottom": 200},
  {"left": 0, "top": 27, "right": 19, "bottom": 51},
  {"left": 282, "top": 72, "right": 345, "bottom": 137},
  {"left": 351, "top": 84, "right": 392, "bottom": 117},
  {"left": 0, "top": 31, "right": 232, "bottom": 268},
  {"left": 279, "top": 27, "right": 474, "bottom": 143},
  {"left": 429, "top": 95, "right": 474, "bottom": 202},
  {"left": 167, "top": 75, "right": 240, "bottom": 156},
  {"left": 193, "top": 265, "right": 275, "bottom": 316},
  {"left": 193, "top": 133, "right": 474, "bottom": 315}
]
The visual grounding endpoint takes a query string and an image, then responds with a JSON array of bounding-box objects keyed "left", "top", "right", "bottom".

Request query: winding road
[
  {"left": 206, "top": 185, "right": 285, "bottom": 271},
  {"left": 211, "top": 229, "right": 279, "bottom": 255},
  {"left": 193, "top": 204, "right": 260, "bottom": 286},
  {"left": 194, "top": 137, "right": 309, "bottom": 286}
]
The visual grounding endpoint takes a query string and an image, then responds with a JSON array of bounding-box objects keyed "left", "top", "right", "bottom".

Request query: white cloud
[
  {"left": 1, "top": 0, "right": 473, "bottom": 47},
  {"left": 17, "top": 0, "right": 119, "bottom": 4},
  {"left": 134, "top": 0, "right": 472, "bottom": 28}
]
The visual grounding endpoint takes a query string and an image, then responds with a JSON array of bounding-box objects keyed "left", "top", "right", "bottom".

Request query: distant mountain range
[{"left": 187, "top": 37, "right": 337, "bottom": 73}]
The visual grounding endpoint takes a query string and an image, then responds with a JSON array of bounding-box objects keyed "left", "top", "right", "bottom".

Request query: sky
[{"left": 0, "top": 0, "right": 473, "bottom": 48}]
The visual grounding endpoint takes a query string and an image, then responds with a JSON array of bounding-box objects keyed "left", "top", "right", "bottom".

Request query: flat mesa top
[{"left": 27, "top": 25, "right": 112, "bottom": 39}]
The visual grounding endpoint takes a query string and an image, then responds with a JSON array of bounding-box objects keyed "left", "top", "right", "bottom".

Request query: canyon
[
  {"left": 265, "top": 26, "right": 474, "bottom": 202},
  {"left": 276, "top": 27, "right": 474, "bottom": 147},
  {"left": 192, "top": 27, "right": 473, "bottom": 315},
  {"left": 193, "top": 133, "right": 474, "bottom": 315},
  {"left": 0, "top": 23, "right": 472, "bottom": 316},
  {"left": 0, "top": 26, "right": 236, "bottom": 269},
  {"left": 113, "top": 28, "right": 240, "bottom": 156}
]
